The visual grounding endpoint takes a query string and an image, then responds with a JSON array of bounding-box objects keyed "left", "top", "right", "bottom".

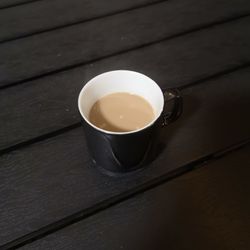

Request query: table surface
[{"left": 1, "top": 0, "right": 250, "bottom": 249}]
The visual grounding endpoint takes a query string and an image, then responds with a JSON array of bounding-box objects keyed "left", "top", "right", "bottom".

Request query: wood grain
[
  {"left": 0, "top": 1, "right": 250, "bottom": 87},
  {"left": 1, "top": 68, "right": 250, "bottom": 245},
  {"left": 0, "top": 0, "right": 162, "bottom": 42},
  {"left": 21, "top": 145, "right": 250, "bottom": 250},
  {"left": 1, "top": 17, "right": 250, "bottom": 151}
]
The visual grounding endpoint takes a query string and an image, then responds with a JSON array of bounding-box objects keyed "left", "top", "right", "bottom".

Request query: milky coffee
[{"left": 89, "top": 92, "right": 154, "bottom": 132}]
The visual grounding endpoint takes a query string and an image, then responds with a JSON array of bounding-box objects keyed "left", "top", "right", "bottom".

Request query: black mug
[{"left": 78, "top": 70, "right": 182, "bottom": 176}]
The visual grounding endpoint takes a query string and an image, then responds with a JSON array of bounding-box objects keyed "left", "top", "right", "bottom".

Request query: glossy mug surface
[{"left": 78, "top": 70, "right": 182, "bottom": 176}]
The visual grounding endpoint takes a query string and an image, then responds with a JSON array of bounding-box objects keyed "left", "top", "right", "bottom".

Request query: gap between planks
[
  {"left": 0, "top": 13, "right": 249, "bottom": 91},
  {"left": 0, "top": 0, "right": 167, "bottom": 44},
  {"left": 1, "top": 137, "right": 250, "bottom": 250},
  {"left": 0, "top": 0, "right": 42, "bottom": 10},
  {"left": 0, "top": 62, "right": 250, "bottom": 157}
]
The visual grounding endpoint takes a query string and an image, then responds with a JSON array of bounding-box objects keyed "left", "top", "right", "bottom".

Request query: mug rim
[{"left": 78, "top": 70, "right": 164, "bottom": 135}]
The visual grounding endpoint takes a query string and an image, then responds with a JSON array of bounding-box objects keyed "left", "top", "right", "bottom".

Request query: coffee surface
[{"left": 89, "top": 92, "right": 155, "bottom": 132}]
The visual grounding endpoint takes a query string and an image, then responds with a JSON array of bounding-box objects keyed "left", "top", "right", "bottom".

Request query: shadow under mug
[{"left": 78, "top": 70, "right": 182, "bottom": 176}]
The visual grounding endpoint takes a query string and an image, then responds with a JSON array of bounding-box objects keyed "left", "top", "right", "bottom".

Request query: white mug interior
[{"left": 78, "top": 70, "right": 164, "bottom": 134}]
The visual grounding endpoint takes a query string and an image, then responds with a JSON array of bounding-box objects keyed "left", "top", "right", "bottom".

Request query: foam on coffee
[{"left": 89, "top": 92, "right": 155, "bottom": 132}]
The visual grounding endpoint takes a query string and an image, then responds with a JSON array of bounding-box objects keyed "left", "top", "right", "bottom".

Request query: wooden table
[{"left": 1, "top": 0, "right": 250, "bottom": 249}]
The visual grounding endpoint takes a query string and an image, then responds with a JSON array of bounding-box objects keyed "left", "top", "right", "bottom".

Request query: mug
[{"left": 78, "top": 70, "right": 182, "bottom": 176}]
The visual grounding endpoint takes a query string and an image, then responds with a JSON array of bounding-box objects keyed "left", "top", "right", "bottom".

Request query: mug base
[{"left": 91, "top": 159, "right": 145, "bottom": 177}]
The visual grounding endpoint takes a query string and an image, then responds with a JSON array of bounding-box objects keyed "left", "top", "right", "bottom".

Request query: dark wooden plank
[
  {"left": 1, "top": 17, "right": 250, "bottom": 151},
  {"left": 0, "top": 0, "right": 40, "bottom": 9},
  {"left": 0, "top": 0, "right": 250, "bottom": 87},
  {"left": 21, "top": 145, "right": 250, "bottom": 250},
  {"left": 0, "top": 0, "right": 162, "bottom": 42},
  {"left": 1, "top": 68, "right": 250, "bottom": 245}
]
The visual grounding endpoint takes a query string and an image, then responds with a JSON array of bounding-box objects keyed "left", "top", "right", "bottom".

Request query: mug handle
[{"left": 162, "top": 88, "right": 183, "bottom": 126}]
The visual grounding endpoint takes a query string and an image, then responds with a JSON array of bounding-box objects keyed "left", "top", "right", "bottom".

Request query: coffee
[{"left": 89, "top": 92, "right": 155, "bottom": 132}]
